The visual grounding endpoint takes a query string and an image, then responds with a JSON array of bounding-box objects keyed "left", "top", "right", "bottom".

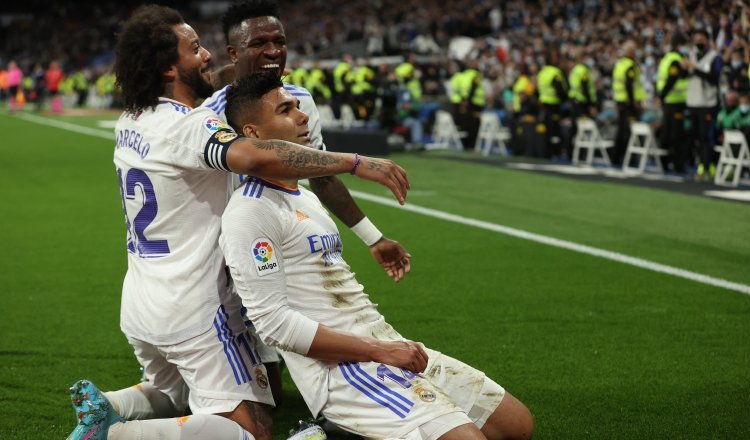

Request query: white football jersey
[
  {"left": 114, "top": 98, "right": 244, "bottom": 345},
  {"left": 220, "top": 178, "right": 398, "bottom": 416},
  {"left": 202, "top": 83, "right": 326, "bottom": 189}
]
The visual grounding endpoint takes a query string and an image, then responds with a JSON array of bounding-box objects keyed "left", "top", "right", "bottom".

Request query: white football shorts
[
  {"left": 321, "top": 347, "right": 505, "bottom": 440},
  {"left": 127, "top": 304, "right": 275, "bottom": 415}
]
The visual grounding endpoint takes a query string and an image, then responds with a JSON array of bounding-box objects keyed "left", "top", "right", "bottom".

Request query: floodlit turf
[{"left": 1, "top": 110, "right": 748, "bottom": 439}]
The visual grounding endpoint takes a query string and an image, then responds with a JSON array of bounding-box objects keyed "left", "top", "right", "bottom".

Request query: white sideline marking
[
  {"left": 704, "top": 190, "right": 750, "bottom": 202},
  {"left": 12, "top": 112, "right": 750, "bottom": 296},
  {"left": 14, "top": 112, "right": 115, "bottom": 140},
  {"left": 97, "top": 120, "right": 118, "bottom": 128},
  {"left": 349, "top": 190, "right": 750, "bottom": 296}
]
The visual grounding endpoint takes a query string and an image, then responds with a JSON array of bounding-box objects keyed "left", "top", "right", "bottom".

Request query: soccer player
[
  {"left": 208, "top": 0, "right": 413, "bottom": 409},
  {"left": 66, "top": 5, "right": 410, "bottom": 440},
  {"left": 220, "top": 71, "right": 534, "bottom": 440},
  {"left": 210, "top": 0, "right": 411, "bottom": 285}
]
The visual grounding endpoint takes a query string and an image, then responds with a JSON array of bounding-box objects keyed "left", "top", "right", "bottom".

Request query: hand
[
  {"left": 371, "top": 340, "right": 429, "bottom": 373},
  {"left": 369, "top": 237, "right": 411, "bottom": 282},
  {"left": 353, "top": 156, "right": 410, "bottom": 205}
]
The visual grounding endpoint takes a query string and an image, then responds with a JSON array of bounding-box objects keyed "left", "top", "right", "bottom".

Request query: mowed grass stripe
[{"left": 2, "top": 113, "right": 749, "bottom": 439}]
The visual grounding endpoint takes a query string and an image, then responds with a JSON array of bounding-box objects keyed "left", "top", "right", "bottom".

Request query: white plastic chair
[
  {"left": 339, "top": 104, "right": 357, "bottom": 130},
  {"left": 714, "top": 130, "right": 750, "bottom": 187},
  {"left": 572, "top": 118, "right": 614, "bottom": 166},
  {"left": 474, "top": 112, "right": 511, "bottom": 156},
  {"left": 425, "top": 110, "right": 465, "bottom": 151},
  {"left": 317, "top": 104, "right": 340, "bottom": 129},
  {"left": 622, "top": 122, "right": 668, "bottom": 174}
]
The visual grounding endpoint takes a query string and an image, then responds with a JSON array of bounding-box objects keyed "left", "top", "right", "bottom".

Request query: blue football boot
[{"left": 66, "top": 379, "right": 124, "bottom": 440}]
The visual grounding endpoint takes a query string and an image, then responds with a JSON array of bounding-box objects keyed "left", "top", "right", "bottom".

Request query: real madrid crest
[
  {"left": 414, "top": 386, "right": 436, "bottom": 403},
  {"left": 255, "top": 367, "right": 269, "bottom": 390}
]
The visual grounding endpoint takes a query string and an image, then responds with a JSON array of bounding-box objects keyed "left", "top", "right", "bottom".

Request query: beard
[{"left": 178, "top": 65, "right": 214, "bottom": 99}]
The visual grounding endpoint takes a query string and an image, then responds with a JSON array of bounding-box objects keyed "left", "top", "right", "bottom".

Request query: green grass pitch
[{"left": 0, "top": 111, "right": 748, "bottom": 439}]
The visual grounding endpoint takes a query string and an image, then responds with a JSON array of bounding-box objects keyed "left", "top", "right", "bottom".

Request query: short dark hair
[
  {"left": 115, "top": 5, "right": 184, "bottom": 114},
  {"left": 222, "top": 0, "right": 281, "bottom": 46},
  {"left": 671, "top": 32, "right": 688, "bottom": 48},
  {"left": 692, "top": 28, "right": 710, "bottom": 40},
  {"left": 224, "top": 70, "right": 284, "bottom": 132}
]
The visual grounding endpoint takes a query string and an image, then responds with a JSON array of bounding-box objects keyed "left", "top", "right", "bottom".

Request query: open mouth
[{"left": 260, "top": 64, "right": 280, "bottom": 72}]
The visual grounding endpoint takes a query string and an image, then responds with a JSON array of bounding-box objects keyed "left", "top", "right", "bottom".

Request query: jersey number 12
[{"left": 117, "top": 167, "right": 170, "bottom": 258}]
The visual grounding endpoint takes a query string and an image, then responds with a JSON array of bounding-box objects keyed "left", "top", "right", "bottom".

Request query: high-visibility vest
[
  {"left": 351, "top": 66, "right": 375, "bottom": 95},
  {"left": 333, "top": 62, "right": 352, "bottom": 93},
  {"left": 394, "top": 62, "right": 414, "bottom": 82},
  {"left": 290, "top": 68, "right": 308, "bottom": 87},
  {"left": 306, "top": 68, "right": 331, "bottom": 99},
  {"left": 612, "top": 57, "right": 645, "bottom": 103},
  {"left": 462, "top": 69, "right": 485, "bottom": 107},
  {"left": 657, "top": 52, "right": 687, "bottom": 104},
  {"left": 537, "top": 65, "right": 565, "bottom": 105},
  {"left": 449, "top": 71, "right": 464, "bottom": 104},
  {"left": 512, "top": 75, "right": 533, "bottom": 112},
  {"left": 568, "top": 63, "right": 596, "bottom": 104},
  {"left": 395, "top": 62, "right": 421, "bottom": 100}
]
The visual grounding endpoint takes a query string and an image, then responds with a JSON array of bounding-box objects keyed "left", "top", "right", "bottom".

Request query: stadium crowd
[{"left": 1, "top": 0, "right": 747, "bottom": 180}]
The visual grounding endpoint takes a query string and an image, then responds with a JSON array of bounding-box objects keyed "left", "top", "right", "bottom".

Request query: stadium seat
[
  {"left": 425, "top": 110, "right": 465, "bottom": 151},
  {"left": 318, "top": 104, "right": 340, "bottom": 129},
  {"left": 622, "top": 122, "right": 668, "bottom": 174},
  {"left": 714, "top": 130, "right": 750, "bottom": 187},
  {"left": 571, "top": 117, "right": 614, "bottom": 166},
  {"left": 339, "top": 104, "right": 359, "bottom": 130},
  {"left": 474, "top": 111, "right": 511, "bottom": 156}
]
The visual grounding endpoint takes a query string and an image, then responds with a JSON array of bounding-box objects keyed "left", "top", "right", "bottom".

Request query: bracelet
[
  {"left": 350, "top": 153, "right": 362, "bottom": 175},
  {"left": 350, "top": 217, "right": 383, "bottom": 246}
]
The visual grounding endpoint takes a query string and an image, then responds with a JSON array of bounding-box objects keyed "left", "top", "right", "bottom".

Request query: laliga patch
[
  {"left": 252, "top": 238, "right": 280, "bottom": 277},
  {"left": 204, "top": 117, "right": 229, "bottom": 134}
]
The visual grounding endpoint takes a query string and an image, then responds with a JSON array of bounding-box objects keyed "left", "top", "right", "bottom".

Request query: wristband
[
  {"left": 350, "top": 217, "right": 383, "bottom": 246},
  {"left": 350, "top": 153, "right": 362, "bottom": 175}
]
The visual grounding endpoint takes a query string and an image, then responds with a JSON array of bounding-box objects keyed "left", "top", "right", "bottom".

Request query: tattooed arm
[{"left": 226, "top": 138, "right": 410, "bottom": 204}]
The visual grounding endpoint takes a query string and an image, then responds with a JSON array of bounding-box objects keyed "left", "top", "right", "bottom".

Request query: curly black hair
[
  {"left": 221, "top": 0, "right": 281, "bottom": 46},
  {"left": 224, "top": 70, "right": 283, "bottom": 132},
  {"left": 115, "top": 5, "right": 184, "bottom": 114}
]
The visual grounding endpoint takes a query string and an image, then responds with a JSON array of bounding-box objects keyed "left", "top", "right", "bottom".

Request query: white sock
[
  {"left": 104, "top": 383, "right": 179, "bottom": 420},
  {"left": 107, "top": 415, "right": 255, "bottom": 440}
]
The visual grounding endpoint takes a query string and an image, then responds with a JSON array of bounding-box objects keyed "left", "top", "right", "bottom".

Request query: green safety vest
[
  {"left": 449, "top": 71, "right": 464, "bottom": 104},
  {"left": 568, "top": 64, "right": 595, "bottom": 104},
  {"left": 333, "top": 62, "right": 352, "bottom": 93},
  {"left": 612, "top": 57, "right": 645, "bottom": 103},
  {"left": 657, "top": 51, "right": 687, "bottom": 104},
  {"left": 306, "top": 69, "right": 331, "bottom": 99},
  {"left": 512, "top": 75, "right": 532, "bottom": 112},
  {"left": 394, "top": 62, "right": 414, "bottom": 81},
  {"left": 290, "top": 68, "right": 308, "bottom": 87},
  {"left": 351, "top": 66, "right": 375, "bottom": 95},
  {"left": 537, "top": 65, "right": 565, "bottom": 105},
  {"left": 461, "top": 69, "right": 485, "bottom": 107}
]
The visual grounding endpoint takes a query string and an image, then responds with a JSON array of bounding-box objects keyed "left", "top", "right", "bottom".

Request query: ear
[
  {"left": 243, "top": 123, "right": 261, "bottom": 138},
  {"left": 227, "top": 46, "right": 238, "bottom": 64},
  {"left": 163, "top": 65, "right": 177, "bottom": 83}
]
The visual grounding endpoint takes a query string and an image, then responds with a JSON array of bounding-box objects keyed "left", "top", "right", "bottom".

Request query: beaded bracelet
[{"left": 350, "top": 153, "right": 362, "bottom": 175}]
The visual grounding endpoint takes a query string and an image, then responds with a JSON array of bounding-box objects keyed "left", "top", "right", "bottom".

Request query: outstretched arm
[
  {"left": 227, "top": 139, "right": 410, "bottom": 205},
  {"left": 309, "top": 175, "right": 411, "bottom": 281}
]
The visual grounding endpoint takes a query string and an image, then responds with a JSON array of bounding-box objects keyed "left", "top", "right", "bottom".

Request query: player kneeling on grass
[{"left": 219, "top": 70, "right": 534, "bottom": 440}]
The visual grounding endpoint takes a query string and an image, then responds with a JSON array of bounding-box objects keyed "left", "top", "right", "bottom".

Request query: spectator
[
  {"left": 45, "top": 61, "right": 64, "bottom": 114},
  {"left": 685, "top": 29, "right": 722, "bottom": 181},
  {"left": 7, "top": 60, "right": 23, "bottom": 111}
]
